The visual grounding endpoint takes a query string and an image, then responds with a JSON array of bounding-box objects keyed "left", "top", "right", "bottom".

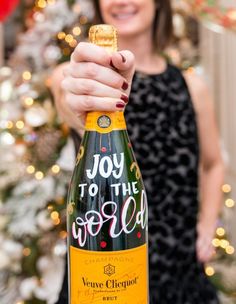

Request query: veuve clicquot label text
[{"left": 67, "top": 112, "right": 148, "bottom": 304}]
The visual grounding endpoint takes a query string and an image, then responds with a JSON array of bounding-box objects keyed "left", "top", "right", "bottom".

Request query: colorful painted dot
[
  {"left": 128, "top": 142, "right": 132, "bottom": 148},
  {"left": 137, "top": 232, "right": 141, "bottom": 239},
  {"left": 100, "top": 241, "right": 107, "bottom": 248},
  {"left": 101, "top": 147, "right": 107, "bottom": 153}
]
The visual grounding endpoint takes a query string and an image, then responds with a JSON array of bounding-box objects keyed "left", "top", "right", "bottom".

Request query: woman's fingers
[
  {"left": 71, "top": 42, "right": 135, "bottom": 88},
  {"left": 62, "top": 42, "right": 135, "bottom": 114},
  {"left": 111, "top": 50, "right": 135, "bottom": 86},
  {"left": 71, "top": 42, "right": 111, "bottom": 66},
  {"left": 63, "top": 62, "right": 129, "bottom": 91},
  {"left": 64, "top": 93, "right": 126, "bottom": 113},
  {"left": 61, "top": 77, "right": 128, "bottom": 101}
]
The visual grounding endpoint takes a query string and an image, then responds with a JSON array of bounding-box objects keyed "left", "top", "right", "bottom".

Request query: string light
[
  {"left": 16, "top": 120, "right": 25, "bottom": 129},
  {"left": 37, "top": 0, "right": 47, "bottom": 9},
  {"left": 72, "top": 26, "right": 81, "bottom": 36},
  {"left": 216, "top": 227, "right": 225, "bottom": 237},
  {"left": 26, "top": 165, "right": 35, "bottom": 174},
  {"left": 50, "top": 211, "right": 59, "bottom": 220},
  {"left": 53, "top": 218, "right": 60, "bottom": 225},
  {"left": 57, "top": 32, "right": 66, "bottom": 40},
  {"left": 22, "top": 71, "right": 32, "bottom": 81},
  {"left": 220, "top": 239, "right": 229, "bottom": 249},
  {"left": 23, "top": 248, "right": 31, "bottom": 257},
  {"left": 205, "top": 266, "right": 215, "bottom": 276},
  {"left": 35, "top": 171, "right": 44, "bottom": 180},
  {"left": 69, "top": 39, "right": 78, "bottom": 48},
  {"left": 225, "top": 198, "right": 235, "bottom": 208},
  {"left": 51, "top": 164, "right": 60, "bottom": 174},
  {"left": 24, "top": 97, "right": 34, "bottom": 106},
  {"left": 212, "top": 238, "right": 220, "bottom": 247},
  {"left": 47, "top": 205, "right": 53, "bottom": 210},
  {"left": 225, "top": 245, "right": 235, "bottom": 255},
  {"left": 6, "top": 121, "right": 13, "bottom": 129},
  {"left": 16, "top": 301, "right": 24, "bottom": 304},
  {"left": 79, "top": 15, "right": 88, "bottom": 25},
  {"left": 222, "top": 184, "right": 231, "bottom": 193},
  {"left": 65, "top": 34, "right": 74, "bottom": 43}
]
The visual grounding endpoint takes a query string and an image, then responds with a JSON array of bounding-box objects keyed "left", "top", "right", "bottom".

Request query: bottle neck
[{"left": 85, "top": 111, "right": 126, "bottom": 134}]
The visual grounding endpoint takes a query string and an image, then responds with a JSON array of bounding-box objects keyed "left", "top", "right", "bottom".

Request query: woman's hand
[
  {"left": 61, "top": 42, "right": 135, "bottom": 130},
  {"left": 196, "top": 220, "right": 216, "bottom": 263}
]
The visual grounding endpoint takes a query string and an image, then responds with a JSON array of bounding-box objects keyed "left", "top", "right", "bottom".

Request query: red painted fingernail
[
  {"left": 110, "top": 59, "right": 115, "bottom": 69},
  {"left": 122, "top": 81, "right": 129, "bottom": 90},
  {"left": 121, "top": 94, "right": 129, "bottom": 103},
  {"left": 120, "top": 53, "right": 126, "bottom": 63},
  {"left": 116, "top": 102, "right": 125, "bottom": 109}
]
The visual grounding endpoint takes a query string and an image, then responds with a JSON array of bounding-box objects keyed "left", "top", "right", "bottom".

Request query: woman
[{"left": 52, "top": 0, "right": 224, "bottom": 303}]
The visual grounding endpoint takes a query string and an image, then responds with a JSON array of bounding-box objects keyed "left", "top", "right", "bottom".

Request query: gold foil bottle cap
[{"left": 89, "top": 24, "right": 118, "bottom": 53}]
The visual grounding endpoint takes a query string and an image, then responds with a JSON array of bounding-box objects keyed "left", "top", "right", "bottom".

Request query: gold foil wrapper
[{"left": 89, "top": 24, "right": 118, "bottom": 53}]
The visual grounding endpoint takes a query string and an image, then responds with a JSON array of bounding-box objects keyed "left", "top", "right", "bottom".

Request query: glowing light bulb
[
  {"left": 51, "top": 164, "right": 60, "bottom": 174},
  {"left": 27, "top": 165, "right": 35, "bottom": 174},
  {"left": 16, "top": 121, "right": 25, "bottom": 129},
  {"left": 226, "top": 245, "right": 235, "bottom": 255},
  {"left": 216, "top": 227, "right": 225, "bottom": 237},
  {"left": 212, "top": 238, "right": 220, "bottom": 247},
  {"left": 35, "top": 171, "right": 44, "bottom": 180},
  {"left": 72, "top": 26, "right": 81, "bottom": 36},
  {"left": 57, "top": 32, "right": 66, "bottom": 40},
  {"left": 24, "top": 97, "right": 34, "bottom": 106},
  {"left": 22, "top": 71, "right": 32, "bottom": 81},
  {"left": 225, "top": 198, "right": 235, "bottom": 208},
  {"left": 205, "top": 266, "right": 215, "bottom": 276},
  {"left": 65, "top": 34, "right": 74, "bottom": 43},
  {"left": 51, "top": 211, "right": 59, "bottom": 220},
  {"left": 23, "top": 247, "right": 31, "bottom": 256},
  {"left": 222, "top": 184, "right": 231, "bottom": 193}
]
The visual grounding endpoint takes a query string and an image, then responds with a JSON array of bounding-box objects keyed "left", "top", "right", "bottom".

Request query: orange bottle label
[
  {"left": 69, "top": 244, "right": 148, "bottom": 304},
  {"left": 85, "top": 112, "right": 126, "bottom": 134}
]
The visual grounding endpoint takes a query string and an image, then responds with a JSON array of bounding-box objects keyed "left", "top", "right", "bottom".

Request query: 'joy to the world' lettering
[
  {"left": 72, "top": 190, "right": 148, "bottom": 247},
  {"left": 86, "top": 153, "right": 124, "bottom": 179}
]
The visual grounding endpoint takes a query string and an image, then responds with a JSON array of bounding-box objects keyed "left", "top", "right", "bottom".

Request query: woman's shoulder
[{"left": 183, "top": 69, "right": 213, "bottom": 114}]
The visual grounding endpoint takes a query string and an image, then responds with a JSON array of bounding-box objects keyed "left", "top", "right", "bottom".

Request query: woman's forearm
[{"left": 199, "top": 161, "right": 225, "bottom": 227}]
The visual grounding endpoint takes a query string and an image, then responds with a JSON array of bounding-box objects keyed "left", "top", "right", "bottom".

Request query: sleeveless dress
[{"left": 56, "top": 64, "right": 219, "bottom": 304}]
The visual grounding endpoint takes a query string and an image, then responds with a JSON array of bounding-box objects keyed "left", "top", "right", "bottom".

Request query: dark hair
[{"left": 91, "top": 0, "right": 173, "bottom": 52}]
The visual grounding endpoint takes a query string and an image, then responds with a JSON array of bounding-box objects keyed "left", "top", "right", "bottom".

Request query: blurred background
[{"left": 0, "top": 0, "right": 236, "bottom": 303}]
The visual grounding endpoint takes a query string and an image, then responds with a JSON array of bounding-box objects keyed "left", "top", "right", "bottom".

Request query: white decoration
[
  {"left": 19, "top": 277, "right": 38, "bottom": 300},
  {"left": 53, "top": 240, "right": 67, "bottom": 257},
  {"left": 2, "top": 240, "right": 23, "bottom": 260},
  {"left": 43, "top": 45, "right": 61, "bottom": 65},
  {"left": 37, "top": 256, "right": 51, "bottom": 273},
  {"left": 0, "top": 250, "right": 11, "bottom": 270},
  {"left": 36, "top": 255, "right": 65, "bottom": 304},
  {"left": 24, "top": 106, "right": 48, "bottom": 127},
  {"left": 36, "top": 210, "right": 54, "bottom": 231},
  {"left": 57, "top": 137, "right": 75, "bottom": 171},
  {"left": 0, "top": 132, "right": 15, "bottom": 145}
]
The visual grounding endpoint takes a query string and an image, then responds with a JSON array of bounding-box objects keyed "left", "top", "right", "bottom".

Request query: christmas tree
[{"left": 0, "top": 1, "right": 92, "bottom": 303}]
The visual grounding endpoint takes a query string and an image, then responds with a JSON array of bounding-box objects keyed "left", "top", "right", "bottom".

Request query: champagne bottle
[{"left": 67, "top": 24, "right": 149, "bottom": 304}]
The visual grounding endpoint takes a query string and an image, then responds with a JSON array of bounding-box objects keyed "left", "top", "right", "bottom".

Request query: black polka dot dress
[{"left": 125, "top": 64, "right": 219, "bottom": 304}]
